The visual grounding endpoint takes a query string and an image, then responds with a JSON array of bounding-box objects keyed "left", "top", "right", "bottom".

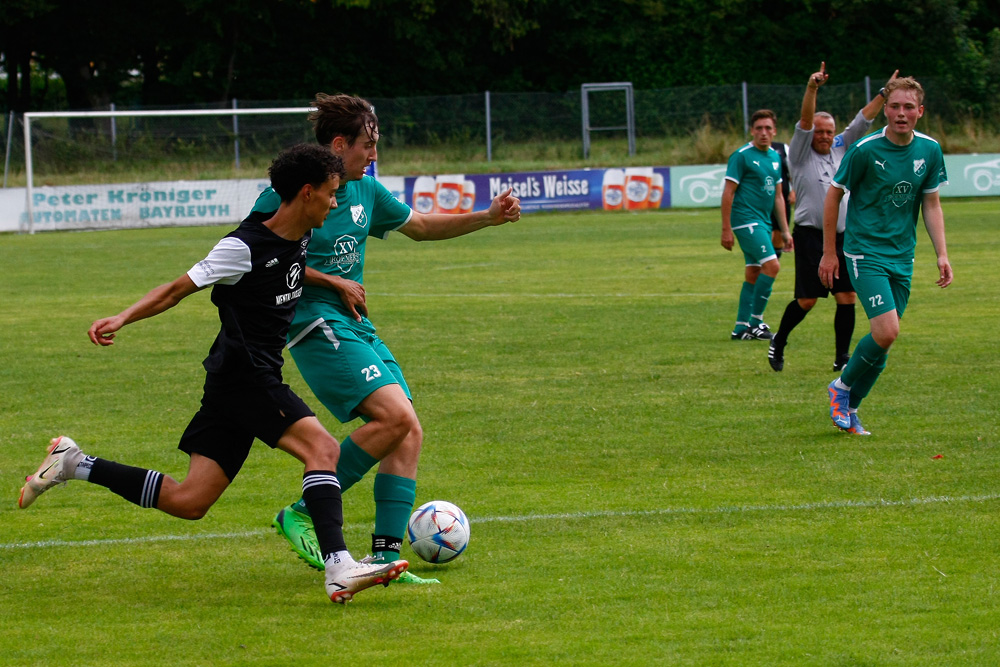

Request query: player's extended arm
[
  {"left": 800, "top": 62, "right": 828, "bottom": 130},
  {"left": 720, "top": 180, "right": 737, "bottom": 251},
  {"left": 921, "top": 191, "right": 953, "bottom": 288},
  {"left": 860, "top": 70, "right": 899, "bottom": 121},
  {"left": 88, "top": 274, "right": 202, "bottom": 346},
  {"left": 304, "top": 267, "right": 368, "bottom": 321},
  {"left": 399, "top": 187, "right": 520, "bottom": 241},
  {"left": 818, "top": 186, "right": 845, "bottom": 288}
]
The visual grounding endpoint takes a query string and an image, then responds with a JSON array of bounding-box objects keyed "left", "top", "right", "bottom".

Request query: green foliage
[
  {"left": 1, "top": 201, "right": 998, "bottom": 664},
  {"left": 3, "top": 0, "right": 1000, "bottom": 124}
]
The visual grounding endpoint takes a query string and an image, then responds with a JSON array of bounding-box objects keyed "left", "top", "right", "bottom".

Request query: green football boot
[
  {"left": 272, "top": 505, "right": 323, "bottom": 570},
  {"left": 394, "top": 570, "right": 441, "bottom": 585},
  {"left": 360, "top": 555, "right": 440, "bottom": 584}
]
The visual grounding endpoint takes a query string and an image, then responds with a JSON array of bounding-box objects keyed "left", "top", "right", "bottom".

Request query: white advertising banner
[{"left": 0, "top": 176, "right": 409, "bottom": 233}]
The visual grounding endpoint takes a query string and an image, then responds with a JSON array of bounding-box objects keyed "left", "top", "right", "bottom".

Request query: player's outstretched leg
[
  {"left": 18, "top": 436, "right": 85, "bottom": 509},
  {"left": 325, "top": 558, "right": 409, "bottom": 604}
]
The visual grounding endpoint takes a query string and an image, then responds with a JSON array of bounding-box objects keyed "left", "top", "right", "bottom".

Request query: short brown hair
[
  {"left": 309, "top": 93, "right": 379, "bottom": 147},
  {"left": 883, "top": 77, "right": 925, "bottom": 105},
  {"left": 750, "top": 109, "right": 777, "bottom": 127}
]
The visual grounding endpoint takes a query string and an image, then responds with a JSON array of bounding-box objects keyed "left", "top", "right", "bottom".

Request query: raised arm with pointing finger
[{"left": 767, "top": 64, "right": 898, "bottom": 373}]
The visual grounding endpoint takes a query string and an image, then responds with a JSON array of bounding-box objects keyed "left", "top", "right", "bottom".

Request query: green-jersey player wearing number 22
[{"left": 819, "top": 76, "right": 952, "bottom": 435}]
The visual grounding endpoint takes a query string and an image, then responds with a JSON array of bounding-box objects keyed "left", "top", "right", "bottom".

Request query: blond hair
[{"left": 884, "top": 77, "right": 925, "bottom": 105}]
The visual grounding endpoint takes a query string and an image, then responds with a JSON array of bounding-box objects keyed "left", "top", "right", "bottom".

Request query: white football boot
[
  {"left": 325, "top": 558, "right": 408, "bottom": 603},
  {"left": 19, "top": 436, "right": 84, "bottom": 509}
]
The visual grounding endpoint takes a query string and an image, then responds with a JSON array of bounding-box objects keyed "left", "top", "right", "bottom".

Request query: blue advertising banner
[{"left": 400, "top": 167, "right": 671, "bottom": 214}]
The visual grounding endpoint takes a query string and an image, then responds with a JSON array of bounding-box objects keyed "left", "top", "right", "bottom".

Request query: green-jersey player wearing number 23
[{"left": 819, "top": 76, "right": 952, "bottom": 436}]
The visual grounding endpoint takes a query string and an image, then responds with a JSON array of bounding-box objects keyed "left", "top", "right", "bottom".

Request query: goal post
[{"left": 21, "top": 106, "right": 313, "bottom": 234}]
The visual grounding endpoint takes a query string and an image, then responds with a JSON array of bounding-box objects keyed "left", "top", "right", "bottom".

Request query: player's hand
[
  {"left": 721, "top": 228, "right": 734, "bottom": 251},
  {"left": 782, "top": 231, "right": 794, "bottom": 252},
  {"left": 809, "top": 62, "right": 828, "bottom": 89},
  {"left": 88, "top": 316, "right": 125, "bottom": 346},
  {"left": 936, "top": 257, "right": 953, "bottom": 288},
  {"left": 818, "top": 253, "right": 839, "bottom": 289},
  {"left": 886, "top": 69, "right": 899, "bottom": 87},
  {"left": 336, "top": 279, "right": 368, "bottom": 321},
  {"left": 489, "top": 187, "right": 521, "bottom": 224}
]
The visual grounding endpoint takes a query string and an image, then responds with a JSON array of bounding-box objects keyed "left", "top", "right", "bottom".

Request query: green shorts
[
  {"left": 733, "top": 222, "right": 777, "bottom": 266},
  {"left": 844, "top": 253, "right": 912, "bottom": 319},
  {"left": 288, "top": 319, "right": 411, "bottom": 423}
]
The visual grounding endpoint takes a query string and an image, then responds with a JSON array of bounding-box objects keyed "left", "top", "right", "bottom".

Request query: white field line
[
  {"left": 4, "top": 493, "right": 997, "bottom": 551},
  {"left": 369, "top": 292, "right": 730, "bottom": 299}
]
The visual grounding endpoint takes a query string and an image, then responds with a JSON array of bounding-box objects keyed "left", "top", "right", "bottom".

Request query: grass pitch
[{"left": 1, "top": 200, "right": 998, "bottom": 666}]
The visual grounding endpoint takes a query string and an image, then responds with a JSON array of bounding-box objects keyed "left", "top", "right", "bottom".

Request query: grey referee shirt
[{"left": 788, "top": 110, "right": 873, "bottom": 232}]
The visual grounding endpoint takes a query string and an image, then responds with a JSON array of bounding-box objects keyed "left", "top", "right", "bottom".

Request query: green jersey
[
  {"left": 832, "top": 128, "right": 947, "bottom": 262},
  {"left": 248, "top": 175, "right": 412, "bottom": 342},
  {"left": 725, "top": 143, "right": 783, "bottom": 229}
]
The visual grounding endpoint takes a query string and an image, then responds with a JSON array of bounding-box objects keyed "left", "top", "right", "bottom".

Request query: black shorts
[
  {"left": 178, "top": 373, "right": 315, "bottom": 481},
  {"left": 793, "top": 226, "right": 854, "bottom": 299}
]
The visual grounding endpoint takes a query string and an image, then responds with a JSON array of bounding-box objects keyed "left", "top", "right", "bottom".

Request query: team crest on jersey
[
  {"left": 322, "top": 234, "right": 362, "bottom": 274},
  {"left": 913, "top": 159, "right": 926, "bottom": 176},
  {"left": 772, "top": 162, "right": 779, "bottom": 170},
  {"left": 350, "top": 204, "right": 368, "bottom": 228}
]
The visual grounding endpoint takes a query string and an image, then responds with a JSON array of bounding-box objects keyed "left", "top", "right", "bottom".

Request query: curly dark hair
[{"left": 268, "top": 143, "right": 345, "bottom": 202}]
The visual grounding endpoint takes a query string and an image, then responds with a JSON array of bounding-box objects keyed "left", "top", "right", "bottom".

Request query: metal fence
[{"left": 1, "top": 77, "right": 962, "bottom": 184}]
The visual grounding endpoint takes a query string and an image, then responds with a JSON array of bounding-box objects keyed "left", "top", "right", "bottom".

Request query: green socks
[
  {"left": 734, "top": 280, "right": 754, "bottom": 332},
  {"left": 750, "top": 273, "right": 775, "bottom": 327},
  {"left": 372, "top": 473, "right": 417, "bottom": 561},
  {"left": 840, "top": 333, "right": 888, "bottom": 409}
]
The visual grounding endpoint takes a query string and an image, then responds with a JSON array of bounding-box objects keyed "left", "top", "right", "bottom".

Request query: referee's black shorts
[
  {"left": 178, "top": 373, "right": 315, "bottom": 481},
  {"left": 793, "top": 226, "right": 854, "bottom": 299}
]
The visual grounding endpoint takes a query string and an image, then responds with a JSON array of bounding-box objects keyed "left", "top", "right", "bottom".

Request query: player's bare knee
[
  {"left": 305, "top": 433, "right": 340, "bottom": 469},
  {"left": 874, "top": 330, "right": 898, "bottom": 348}
]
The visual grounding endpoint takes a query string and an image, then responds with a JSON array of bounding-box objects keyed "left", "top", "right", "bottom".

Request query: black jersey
[{"left": 187, "top": 211, "right": 310, "bottom": 380}]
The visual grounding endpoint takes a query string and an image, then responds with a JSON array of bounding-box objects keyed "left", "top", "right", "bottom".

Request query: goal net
[{"left": 20, "top": 105, "right": 315, "bottom": 233}]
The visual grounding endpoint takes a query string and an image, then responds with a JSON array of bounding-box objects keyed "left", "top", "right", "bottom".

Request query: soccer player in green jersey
[
  {"left": 721, "top": 109, "right": 794, "bottom": 341},
  {"left": 819, "top": 77, "right": 952, "bottom": 435},
  {"left": 265, "top": 94, "right": 521, "bottom": 583}
]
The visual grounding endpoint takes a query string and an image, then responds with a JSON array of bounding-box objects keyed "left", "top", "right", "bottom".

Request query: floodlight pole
[
  {"left": 3, "top": 111, "right": 14, "bottom": 189},
  {"left": 233, "top": 99, "right": 241, "bottom": 170},
  {"left": 485, "top": 90, "right": 492, "bottom": 162},
  {"left": 742, "top": 81, "right": 749, "bottom": 135}
]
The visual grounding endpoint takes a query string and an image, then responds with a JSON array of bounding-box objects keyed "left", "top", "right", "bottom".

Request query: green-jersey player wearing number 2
[
  {"left": 721, "top": 109, "right": 794, "bottom": 341},
  {"left": 819, "top": 76, "right": 952, "bottom": 435}
]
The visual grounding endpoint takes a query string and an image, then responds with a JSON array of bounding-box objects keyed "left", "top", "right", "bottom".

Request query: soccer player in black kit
[{"left": 17, "top": 143, "right": 407, "bottom": 603}]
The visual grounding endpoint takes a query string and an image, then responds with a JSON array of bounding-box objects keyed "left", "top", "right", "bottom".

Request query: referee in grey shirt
[{"left": 768, "top": 62, "right": 897, "bottom": 372}]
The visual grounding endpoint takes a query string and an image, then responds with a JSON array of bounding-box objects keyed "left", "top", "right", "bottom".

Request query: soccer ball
[{"left": 406, "top": 500, "right": 470, "bottom": 564}]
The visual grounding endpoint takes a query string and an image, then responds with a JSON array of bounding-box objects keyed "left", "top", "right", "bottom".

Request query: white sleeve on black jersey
[{"left": 187, "top": 237, "right": 252, "bottom": 288}]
